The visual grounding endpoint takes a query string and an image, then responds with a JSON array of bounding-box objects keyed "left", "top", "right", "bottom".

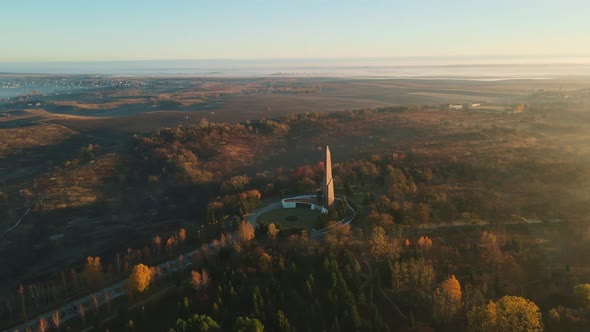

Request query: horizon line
[{"left": 2, "top": 53, "right": 590, "bottom": 64}]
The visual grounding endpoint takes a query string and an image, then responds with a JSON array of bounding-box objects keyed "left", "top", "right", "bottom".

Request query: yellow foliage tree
[
  {"left": 495, "top": 296, "right": 543, "bottom": 332},
  {"left": 434, "top": 275, "right": 463, "bottom": 324},
  {"left": 129, "top": 264, "right": 152, "bottom": 294},
  {"left": 258, "top": 253, "right": 272, "bottom": 272},
  {"left": 267, "top": 223, "right": 279, "bottom": 240},
  {"left": 514, "top": 104, "right": 526, "bottom": 113},
  {"left": 468, "top": 296, "right": 542, "bottom": 332},
  {"left": 370, "top": 226, "right": 401, "bottom": 260},
  {"left": 573, "top": 283, "right": 590, "bottom": 307},
  {"left": 468, "top": 301, "right": 497, "bottom": 332}
]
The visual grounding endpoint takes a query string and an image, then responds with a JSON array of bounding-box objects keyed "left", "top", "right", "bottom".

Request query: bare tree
[
  {"left": 153, "top": 235, "right": 162, "bottom": 257},
  {"left": 29, "top": 285, "right": 40, "bottom": 310},
  {"left": 201, "top": 269, "right": 210, "bottom": 287},
  {"left": 51, "top": 283, "right": 59, "bottom": 303},
  {"left": 70, "top": 269, "right": 79, "bottom": 291},
  {"left": 91, "top": 293, "right": 99, "bottom": 313},
  {"left": 38, "top": 318, "right": 48, "bottom": 332},
  {"left": 51, "top": 310, "right": 61, "bottom": 330},
  {"left": 79, "top": 303, "right": 86, "bottom": 327},
  {"left": 115, "top": 253, "right": 122, "bottom": 273},
  {"left": 18, "top": 284, "right": 26, "bottom": 319},
  {"left": 60, "top": 271, "right": 68, "bottom": 295},
  {"left": 5, "top": 298, "right": 13, "bottom": 321},
  {"left": 104, "top": 291, "right": 112, "bottom": 313}
]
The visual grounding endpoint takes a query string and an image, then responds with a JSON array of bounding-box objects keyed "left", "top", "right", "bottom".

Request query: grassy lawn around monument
[{"left": 257, "top": 207, "right": 320, "bottom": 229}]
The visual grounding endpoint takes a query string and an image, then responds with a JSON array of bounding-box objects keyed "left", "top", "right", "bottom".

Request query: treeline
[{"left": 117, "top": 220, "right": 556, "bottom": 331}]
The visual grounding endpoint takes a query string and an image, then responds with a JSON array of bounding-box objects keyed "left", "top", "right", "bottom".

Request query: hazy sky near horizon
[{"left": 1, "top": 0, "right": 589, "bottom": 62}]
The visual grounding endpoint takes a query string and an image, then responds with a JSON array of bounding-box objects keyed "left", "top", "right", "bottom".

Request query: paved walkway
[{"left": 244, "top": 201, "right": 283, "bottom": 228}]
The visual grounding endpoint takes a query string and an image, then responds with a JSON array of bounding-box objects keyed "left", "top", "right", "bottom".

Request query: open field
[{"left": 257, "top": 207, "right": 320, "bottom": 229}]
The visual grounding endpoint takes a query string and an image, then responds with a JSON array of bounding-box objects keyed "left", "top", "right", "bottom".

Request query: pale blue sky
[{"left": 1, "top": 0, "right": 589, "bottom": 62}]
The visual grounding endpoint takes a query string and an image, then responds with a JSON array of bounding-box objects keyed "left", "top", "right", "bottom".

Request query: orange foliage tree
[
  {"left": 433, "top": 275, "right": 463, "bottom": 324},
  {"left": 418, "top": 236, "right": 433, "bottom": 251},
  {"left": 237, "top": 221, "right": 255, "bottom": 242},
  {"left": 129, "top": 264, "right": 152, "bottom": 294}
]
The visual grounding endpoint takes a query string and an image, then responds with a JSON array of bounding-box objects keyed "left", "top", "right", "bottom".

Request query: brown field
[{"left": 51, "top": 98, "right": 149, "bottom": 109}]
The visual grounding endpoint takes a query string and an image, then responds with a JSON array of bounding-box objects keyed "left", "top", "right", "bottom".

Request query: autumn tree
[
  {"left": 468, "top": 296, "right": 542, "bottom": 332},
  {"left": 83, "top": 256, "right": 103, "bottom": 287},
  {"left": 51, "top": 310, "right": 60, "bottom": 330},
  {"left": 417, "top": 236, "right": 433, "bottom": 251},
  {"left": 234, "top": 316, "right": 264, "bottom": 332},
  {"left": 267, "top": 223, "right": 280, "bottom": 240},
  {"left": 514, "top": 104, "right": 526, "bottom": 112},
  {"left": 178, "top": 228, "right": 187, "bottom": 243},
  {"left": 390, "top": 258, "right": 435, "bottom": 293},
  {"left": 325, "top": 222, "right": 352, "bottom": 247},
  {"left": 276, "top": 309, "right": 292, "bottom": 332},
  {"left": 104, "top": 291, "right": 112, "bottom": 313},
  {"left": 366, "top": 211, "right": 395, "bottom": 230},
  {"left": 573, "top": 283, "right": 590, "bottom": 307},
  {"left": 201, "top": 269, "right": 210, "bottom": 287},
  {"left": 479, "top": 231, "right": 503, "bottom": 268},
  {"left": 38, "top": 318, "right": 48, "bottom": 332},
  {"left": 91, "top": 293, "right": 99, "bottom": 312},
  {"left": 370, "top": 226, "right": 401, "bottom": 260},
  {"left": 170, "top": 314, "right": 220, "bottom": 331},
  {"left": 18, "top": 284, "right": 26, "bottom": 319},
  {"left": 190, "top": 269, "right": 209, "bottom": 290},
  {"left": 467, "top": 301, "right": 498, "bottom": 332},
  {"left": 190, "top": 270, "right": 202, "bottom": 290},
  {"left": 413, "top": 202, "right": 431, "bottom": 223},
  {"left": 129, "top": 264, "right": 152, "bottom": 294},
  {"left": 165, "top": 236, "right": 176, "bottom": 256},
  {"left": 153, "top": 235, "right": 162, "bottom": 257},
  {"left": 463, "top": 283, "right": 485, "bottom": 313},
  {"left": 237, "top": 221, "right": 255, "bottom": 242},
  {"left": 220, "top": 175, "right": 251, "bottom": 194},
  {"left": 79, "top": 303, "right": 86, "bottom": 327},
  {"left": 433, "top": 275, "right": 463, "bottom": 324},
  {"left": 207, "top": 201, "right": 224, "bottom": 224},
  {"left": 258, "top": 252, "right": 272, "bottom": 272}
]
